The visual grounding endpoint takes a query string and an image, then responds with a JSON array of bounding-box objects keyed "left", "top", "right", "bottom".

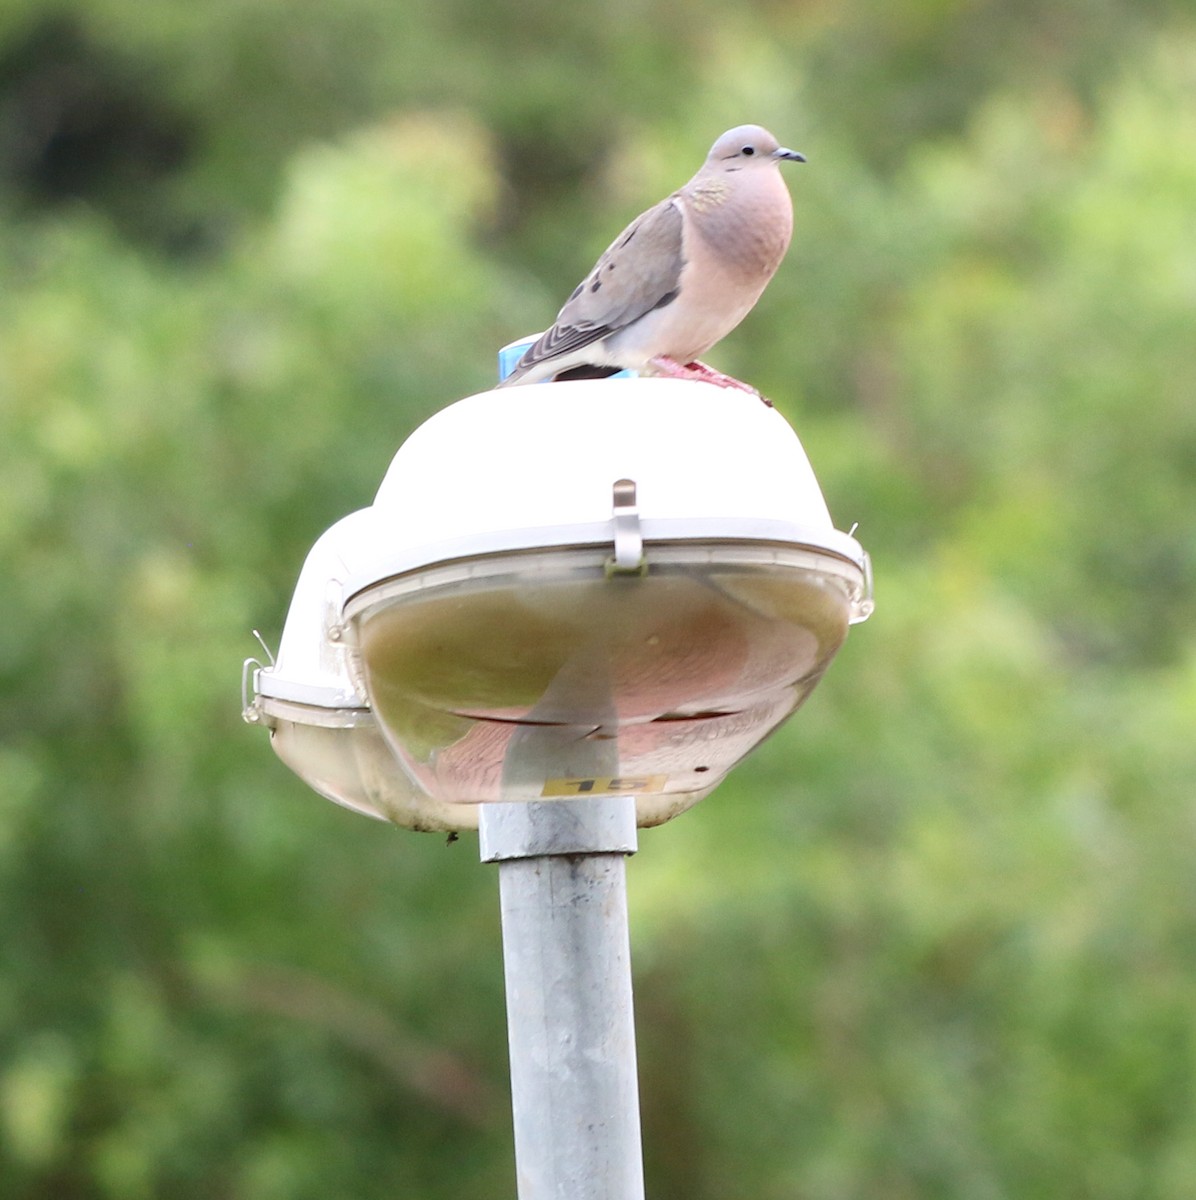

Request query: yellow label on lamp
[{"left": 541, "top": 775, "right": 668, "bottom": 797}]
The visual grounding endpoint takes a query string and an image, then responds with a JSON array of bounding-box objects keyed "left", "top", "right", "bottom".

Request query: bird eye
[{"left": 741, "top": 145, "right": 756, "bottom": 156}]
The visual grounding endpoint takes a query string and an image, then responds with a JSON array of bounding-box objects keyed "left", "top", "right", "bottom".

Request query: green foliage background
[{"left": 2, "top": 1, "right": 1195, "bottom": 1196}]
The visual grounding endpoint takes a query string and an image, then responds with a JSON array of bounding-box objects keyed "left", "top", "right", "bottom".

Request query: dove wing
[{"left": 509, "top": 197, "right": 686, "bottom": 377}]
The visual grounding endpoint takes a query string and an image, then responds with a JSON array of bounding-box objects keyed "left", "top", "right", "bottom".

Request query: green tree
[{"left": 2, "top": 3, "right": 1196, "bottom": 1197}]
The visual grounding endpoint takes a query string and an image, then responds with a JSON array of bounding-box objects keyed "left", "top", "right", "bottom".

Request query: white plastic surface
[
  {"left": 257, "top": 508, "right": 378, "bottom": 707},
  {"left": 381, "top": 377, "right": 832, "bottom": 528},
  {"left": 349, "top": 378, "right": 856, "bottom": 595}
]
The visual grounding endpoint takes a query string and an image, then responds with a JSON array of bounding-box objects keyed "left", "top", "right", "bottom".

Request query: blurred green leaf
[{"left": 3, "top": 6, "right": 1196, "bottom": 1199}]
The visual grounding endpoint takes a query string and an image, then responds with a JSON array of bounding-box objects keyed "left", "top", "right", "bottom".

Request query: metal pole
[{"left": 479, "top": 796, "right": 645, "bottom": 1200}]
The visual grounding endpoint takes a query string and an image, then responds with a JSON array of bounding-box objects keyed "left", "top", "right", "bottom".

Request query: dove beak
[{"left": 773, "top": 147, "right": 807, "bottom": 163}]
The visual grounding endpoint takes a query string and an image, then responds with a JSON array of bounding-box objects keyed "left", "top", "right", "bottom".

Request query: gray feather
[{"left": 501, "top": 200, "right": 685, "bottom": 384}]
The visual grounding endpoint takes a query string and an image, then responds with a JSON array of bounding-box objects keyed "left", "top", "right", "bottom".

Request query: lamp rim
[
  {"left": 254, "top": 694, "right": 373, "bottom": 728},
  {"left": 341, "top": 517, "right": 866, "bottom": 603},
  {"left": 342, "top": 536, "right": 871, "bottom": 629}
]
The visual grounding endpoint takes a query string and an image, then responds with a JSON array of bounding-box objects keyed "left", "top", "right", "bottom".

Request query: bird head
[{"left": 704, "top": 125, "right": 806, "bottom": 173}]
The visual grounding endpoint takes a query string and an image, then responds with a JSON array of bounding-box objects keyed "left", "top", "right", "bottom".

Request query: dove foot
[{"left": 646, "top": 356, "right": 772, "bottom": 406}]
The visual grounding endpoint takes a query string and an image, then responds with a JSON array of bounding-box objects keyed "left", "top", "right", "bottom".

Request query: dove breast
[{"left": 607, "top": 166, "right": 794, "bottom": 367}]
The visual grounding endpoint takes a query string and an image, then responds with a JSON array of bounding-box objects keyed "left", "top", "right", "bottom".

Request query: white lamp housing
[{"left": 245, "top": 378, "right": 872, "bottom": 831}]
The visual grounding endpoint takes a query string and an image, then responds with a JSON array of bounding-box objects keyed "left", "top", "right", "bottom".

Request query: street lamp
[{"left": 244, "top": 374, "right": 871, "bottom": 1199}]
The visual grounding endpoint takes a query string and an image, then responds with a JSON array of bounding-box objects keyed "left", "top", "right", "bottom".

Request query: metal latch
[{"left": 606, "top": 478, "right": 646, "bottom": 576}]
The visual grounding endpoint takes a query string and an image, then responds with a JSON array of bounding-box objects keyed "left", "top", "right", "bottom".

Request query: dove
[{"left": 498, "top": 124, "right": 805, "bottom": 393}]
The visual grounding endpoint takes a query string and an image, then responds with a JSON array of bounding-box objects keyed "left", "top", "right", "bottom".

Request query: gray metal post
[{"left": 479, "top": 796, "right": 645, "bottom": 1200}]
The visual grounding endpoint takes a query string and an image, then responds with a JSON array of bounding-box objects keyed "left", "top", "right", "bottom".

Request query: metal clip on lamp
[{"left": 244, "top": 358, "right": 872, "bottom": 1200}]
